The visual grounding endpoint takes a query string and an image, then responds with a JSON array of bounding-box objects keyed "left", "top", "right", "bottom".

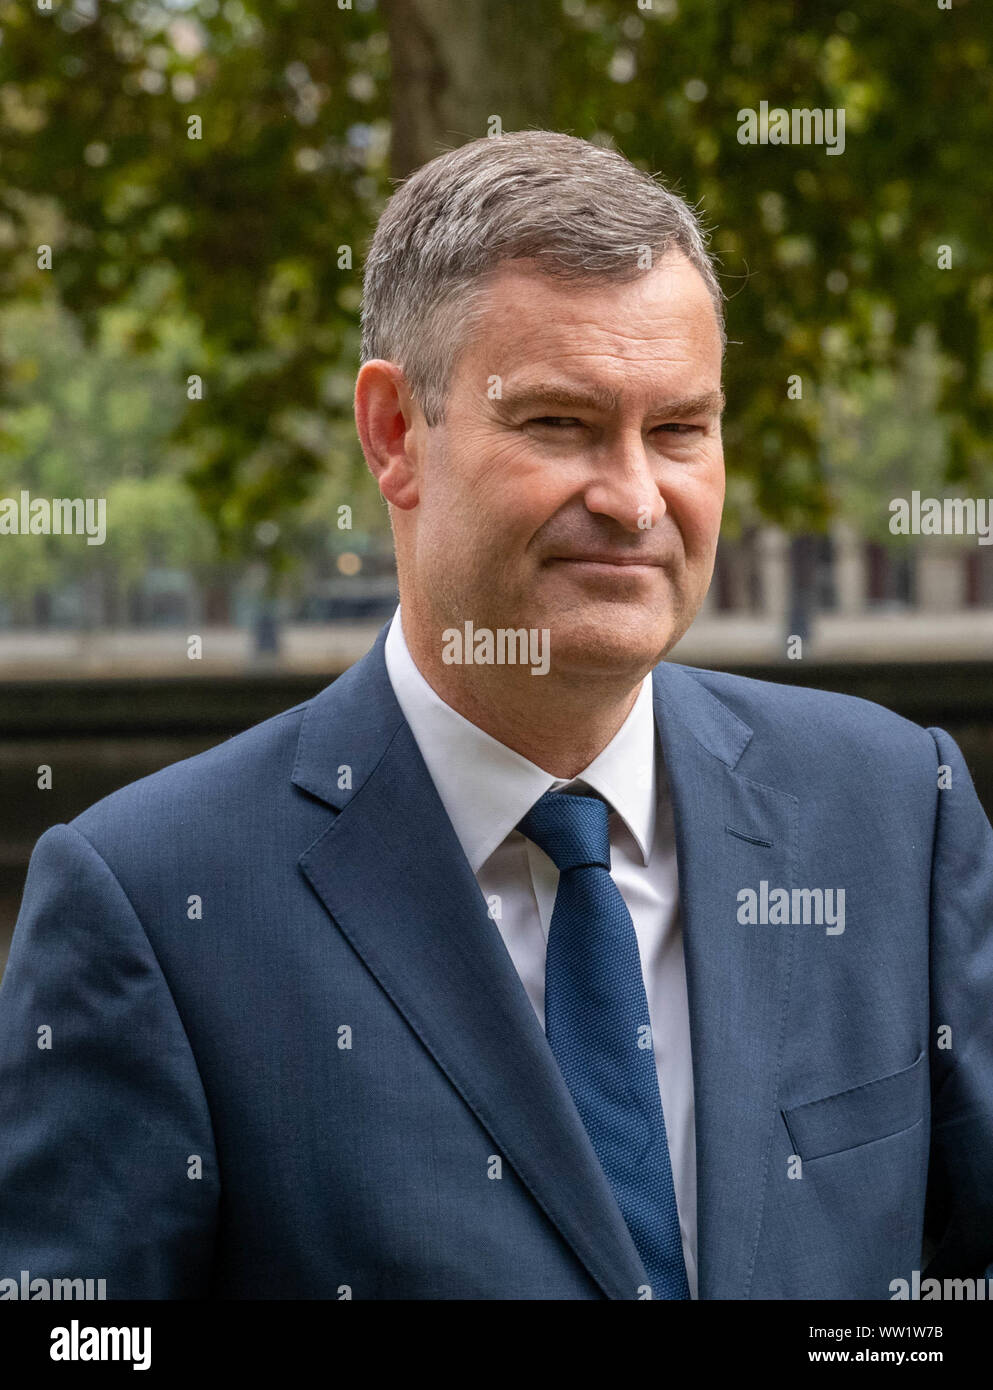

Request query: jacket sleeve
[
  {"left": 0, "top": 822, "right": 219, "bottom": 1298},
  {"left": 922, "top": 727, "right": 993, "bottom": 1281}
]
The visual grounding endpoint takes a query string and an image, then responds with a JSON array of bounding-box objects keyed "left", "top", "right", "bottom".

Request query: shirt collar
[{"left": 383, "top": 605, "right": 657, "bottom": 872}]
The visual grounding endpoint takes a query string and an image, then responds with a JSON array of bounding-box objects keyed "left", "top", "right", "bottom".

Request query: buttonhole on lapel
[{"left": 725, "top": 825, "right": 774, "bottom": 848}]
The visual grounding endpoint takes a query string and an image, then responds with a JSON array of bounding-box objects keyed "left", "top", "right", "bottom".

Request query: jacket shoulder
[
  {"left": 667, "top": 661, "right": 937, "bottom": 760},
  {"left": 70, "top": 697, "right": 314, "bottom": 849}
]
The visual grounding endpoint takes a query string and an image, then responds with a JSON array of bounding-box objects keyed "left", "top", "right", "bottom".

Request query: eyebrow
[{"left": 494, "top": 382, "right": 726, "bottom": 419}]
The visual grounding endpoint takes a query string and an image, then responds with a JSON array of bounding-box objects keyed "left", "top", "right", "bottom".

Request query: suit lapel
[
  {"left": 293, "top": 625, "right": 650, "bottom": 1300},
  {"left": 652, "top": 662, "right": 798, "bottom": 1299}
]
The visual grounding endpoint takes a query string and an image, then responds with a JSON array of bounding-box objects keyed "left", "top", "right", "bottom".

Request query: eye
[
  {"left": 527, "top": 416, "right": 585, "bottom": 428},
  {"left": 654, "top": 423, "right": 703, "bottom": 435}
]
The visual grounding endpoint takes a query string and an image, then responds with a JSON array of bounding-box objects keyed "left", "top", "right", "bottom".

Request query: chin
[{"left": 543, "top": 615, "right": 674, "bottom": 678}]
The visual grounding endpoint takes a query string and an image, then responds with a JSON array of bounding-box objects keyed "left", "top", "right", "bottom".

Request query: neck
[{"left": 400, "top": 612, "right": 645, "bottom": 779}]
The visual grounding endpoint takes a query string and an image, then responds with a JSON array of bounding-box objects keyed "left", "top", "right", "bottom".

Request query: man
[{"left": 1, "top": 130, "right": 991, "bottom": 1301}]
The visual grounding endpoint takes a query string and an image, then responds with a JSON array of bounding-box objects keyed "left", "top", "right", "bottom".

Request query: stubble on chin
[{"left": 538, "top": 602, "right": 680, "bottom": 677}]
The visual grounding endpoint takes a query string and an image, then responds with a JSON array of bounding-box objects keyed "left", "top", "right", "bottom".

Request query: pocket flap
[{"left": 782, "top": 1049, "right": 926, "bottom": 1161}]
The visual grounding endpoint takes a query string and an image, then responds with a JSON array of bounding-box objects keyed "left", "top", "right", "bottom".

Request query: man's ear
[{"left": 354, "top": 360, "right": 422, "bottom": 511}]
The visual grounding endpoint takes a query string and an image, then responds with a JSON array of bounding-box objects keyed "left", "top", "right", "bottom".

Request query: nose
[{"left": 581, "top": 433, "right": 666, "bottom": 534}]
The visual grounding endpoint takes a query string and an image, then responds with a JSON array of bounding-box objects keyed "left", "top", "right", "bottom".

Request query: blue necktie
[{"left": 518, "top": 788, "right": 690, "bottom": 1300}]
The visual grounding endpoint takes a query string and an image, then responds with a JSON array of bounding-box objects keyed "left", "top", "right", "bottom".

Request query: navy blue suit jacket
[{"left": 2, "top": 622, "right": 992, "bottom": 1298}]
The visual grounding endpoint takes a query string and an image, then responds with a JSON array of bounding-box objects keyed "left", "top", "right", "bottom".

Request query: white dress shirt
[{"left": 383, "top": 605, "right": 698, "bottom": 1297}]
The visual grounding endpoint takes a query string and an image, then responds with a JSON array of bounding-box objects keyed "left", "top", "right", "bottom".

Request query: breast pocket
[{"left": 782, "top": 1049, "right": 927, "bottom": 1161}]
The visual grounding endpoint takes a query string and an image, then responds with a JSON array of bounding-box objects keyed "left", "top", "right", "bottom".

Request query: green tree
[
  {"left": 0, "top": 291, "right": 218, "bottom": 619},
  {"left": 1, "top": 0, "right": 989, "bottom": 563}
]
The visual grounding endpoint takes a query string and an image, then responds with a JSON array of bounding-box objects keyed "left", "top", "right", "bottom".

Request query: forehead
[{"left": 457, "top": 252, "right": 722, "bottom": 393}]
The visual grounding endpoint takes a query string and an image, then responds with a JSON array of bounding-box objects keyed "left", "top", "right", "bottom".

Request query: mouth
[{"left": 546, "top": 554, "right": 663, "bottom": 573}]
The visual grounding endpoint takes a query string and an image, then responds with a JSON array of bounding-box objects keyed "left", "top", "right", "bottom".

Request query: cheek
[
  {"left": 666, "top": 479, "right": 722, "bottom": 547},
  {"left": 441, "top": 426, "right": 516, "bottom": 502},
  {"left": 460, "top": 435, "right": 568, "bottom": 534},
  {"left": 668, "top": 452, "right": 724, "bottom": 543}
]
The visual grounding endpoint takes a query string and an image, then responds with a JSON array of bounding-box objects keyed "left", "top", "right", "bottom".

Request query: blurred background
[{"left": 1, "top": 0, "right": 992, "bottom": 972}]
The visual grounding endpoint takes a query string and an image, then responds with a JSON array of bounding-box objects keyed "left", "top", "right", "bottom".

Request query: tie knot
[{"left": 517, "top": 789, "right": 612, "bottom": 872}]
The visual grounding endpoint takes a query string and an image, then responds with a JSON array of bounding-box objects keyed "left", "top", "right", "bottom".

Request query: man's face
[{"left": 402, "top": 251, "right": 726, "bottom": 680}]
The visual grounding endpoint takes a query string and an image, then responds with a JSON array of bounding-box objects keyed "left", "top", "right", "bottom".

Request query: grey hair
[{"left": 359, "top": 129, "right": 725, "bottom": 426}]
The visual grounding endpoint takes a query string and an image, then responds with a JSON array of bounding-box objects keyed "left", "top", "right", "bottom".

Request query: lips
[{"left": 548, "top": 554, "right": 662, "bottom": 566}]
